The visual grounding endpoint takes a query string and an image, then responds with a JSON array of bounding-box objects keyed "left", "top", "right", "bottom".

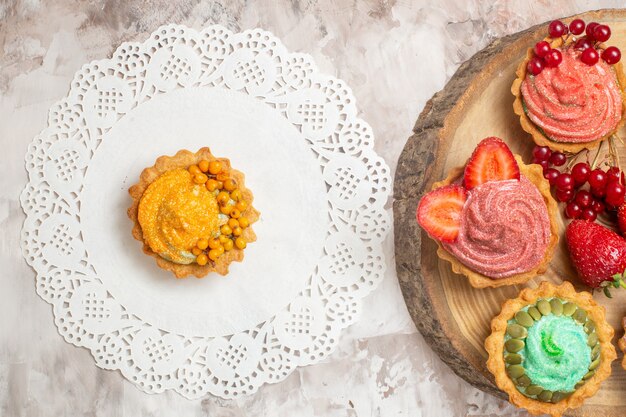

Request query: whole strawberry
[{"left": 566, "top": 220, "right": 626, "bottom": 297}]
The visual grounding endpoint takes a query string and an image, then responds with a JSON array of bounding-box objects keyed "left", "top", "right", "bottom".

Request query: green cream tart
[
  {"left": 503, "top": 298, "right": 600, "bottom": 402},
  {"left": 523, "top": 314, "right": 591, "bottom": 392}
]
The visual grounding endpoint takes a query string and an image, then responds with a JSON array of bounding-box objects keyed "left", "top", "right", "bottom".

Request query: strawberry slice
[
  {"left": 416, "top": 184, "right": 467, "bottom": 243},
  {"left": 463, "top": 137, "right": 520, "bottom": 190}
]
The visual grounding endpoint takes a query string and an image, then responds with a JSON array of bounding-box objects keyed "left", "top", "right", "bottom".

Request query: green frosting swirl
[{"left": 523, "top": 314, "right": 591, "bottom": 392}]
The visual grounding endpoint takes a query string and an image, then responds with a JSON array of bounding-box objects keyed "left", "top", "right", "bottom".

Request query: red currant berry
[
  {"left": 556, "top": 188, "right": 574, "bottom": 202},
  {"left": 593, "top": 24, "right": 611, "bottom": 42},
  {"left": 581, "top": 207, "right": 597, "bottom": 221},
  {"left": 574, "top": 37, "right": 593, "bottom": 51},
  {"left": 606, "top": 166, "right": 623, "bottom": 184},
  {"left": 534, "top": 41, "right": 551, "bottom": 58},
  {"left": 574, "top": 190, "right": 593, "bottom": 208},
  {"left": 586, "top": 22, "right": 600, "bottom": 39},
  {"left": 548, "top": 20, "right": 567, "bottom": 38},
  {"left": 602, "top": 46, "right": 621, "bottom": 64},
  {"left": 591, "top": 198, "right": 605, "bottom": 213},
  {"left": 544, "top": 49, "right": 563, "bottom": 67},
  {"left": 607, "top": 166, "right": 620, "bottom": 177},
  {"left": 565, "top": 202, "right": 582, "bottom": 219},
  {"left": 555, "top": 173, "right": 574, "bottom": 190},
  {"left": 569, "top": 19, "right": 586, "bottom": 35},
  {"left": 591, "top": 187, "right": 606, "bottom": 198},
  {"left": 532, "top": 145, "right": 552, "bottom": 162},
  {"left": 588, "top": 169, "right": 608, "bottom": 190},
  {"left": 605, "top": 181, "right": 626, "bottom": 206},
  {"left": 571, "top": 162, "right": 591, "bottom": 185},
  {"left": 581, "top": 48, "right": 600, "bottom": 65},
  {"left": 544, "top": 168, "right": 560, "bottom": 185},
  {"left": 549, "top": 151, "right": 566, "bottom": 166},
  {"left": 527, "top": 57, "right": 545, "bottom": 76}
]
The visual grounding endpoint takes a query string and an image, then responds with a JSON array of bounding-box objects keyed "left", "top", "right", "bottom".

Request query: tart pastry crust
[
  {"left": 512, "top": 36, "right": 626, "bottom": 153},
  {"left": 128, "top": 148, "right": 259, "bottom": 278},
  {"left": 432, "top": 156, "right": 558, "bottom": 288},
  {"left": 485, "top": 281, "right": 616, "bottom": 417},
  {"left": 617, "top": 317, "right": 626, "bottom": 369}
]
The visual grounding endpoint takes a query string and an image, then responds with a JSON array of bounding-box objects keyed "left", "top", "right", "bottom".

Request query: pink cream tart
[
  {"left": 521, "top": 46, "right": 622, "bottom": 143},
  {"left": 442, "top": 176, "right": 550, "bottom": 279}
]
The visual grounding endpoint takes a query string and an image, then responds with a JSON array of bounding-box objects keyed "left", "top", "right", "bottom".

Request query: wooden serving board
[{"left": 394, "top": 9, "right": 626, "bottom": 417}]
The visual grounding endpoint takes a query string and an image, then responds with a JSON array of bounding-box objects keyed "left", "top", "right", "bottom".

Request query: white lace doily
[{"left": 20, "top": 24, "right": 391, "bottom": 399}]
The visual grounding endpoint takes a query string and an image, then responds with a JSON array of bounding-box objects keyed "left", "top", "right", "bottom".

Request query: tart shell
[
  {"left": 617, "top": 317, "right": 626, "bottom": 369},
  {"left": 512, "top": 35, "right": 626, "bottom": 153},
  {"left": 128, "top": 147, "right": 259, "bottom": 278},
  {"left": 432, "top": 155, "right": 559, "bottom": 289},
  {"left": 485, "top": 281, "right": 616, "bottom": 417}
]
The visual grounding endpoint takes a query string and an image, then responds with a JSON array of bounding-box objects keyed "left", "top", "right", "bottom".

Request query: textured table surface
[{"left": 0, "top": 1, "right": 621, "bottom": 416}]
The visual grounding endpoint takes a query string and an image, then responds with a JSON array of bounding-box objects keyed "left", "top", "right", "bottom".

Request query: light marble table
[{"left": 0, "top": 1, "right": 620, "bottom": 416}]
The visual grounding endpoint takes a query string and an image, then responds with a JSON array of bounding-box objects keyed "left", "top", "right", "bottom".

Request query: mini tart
[
  {"left": 485, "top": 281, "right": 616, "bottom": 417},
  {"left": 433, "top": 156, "right": 558, "bottom": 288},
  {"left": 128, "top": 148, "right": 259, "bottom": 278},
  {"left": 617, "top": 317, "right": 626, "bottom": 369},
  {"left": 512, "top": 35, "right": 626, "bottom": 153}
]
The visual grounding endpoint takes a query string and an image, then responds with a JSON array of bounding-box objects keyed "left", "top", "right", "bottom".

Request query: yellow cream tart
[{"left": 128, "top": 148, "right": 259, "bottom": 278}]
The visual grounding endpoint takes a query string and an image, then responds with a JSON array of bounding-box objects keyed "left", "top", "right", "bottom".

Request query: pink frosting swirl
[
  {"left": 521, "top": 47, "right": 622, "bottom": 143},
  {"left": 443, "top": 176, "right": 550, "bottom": 279}
]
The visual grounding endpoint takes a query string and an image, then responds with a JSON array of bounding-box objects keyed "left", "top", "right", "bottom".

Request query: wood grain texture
[{"left": 394, "top": 9, "right": 626, "bottom": 417}]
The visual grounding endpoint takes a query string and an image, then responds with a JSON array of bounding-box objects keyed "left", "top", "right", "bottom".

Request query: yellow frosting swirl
[{"left": 138, "top": 169, "right": 219, "bottom": 264}]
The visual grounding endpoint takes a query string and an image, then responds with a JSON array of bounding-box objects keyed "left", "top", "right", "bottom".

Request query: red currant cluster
[
  {"left": 533, "top": 145, "right": 625, "bottom": 221},
  {"left": 527, "top": 41, "right": 562, "bottom": 76},
  {"left": 527, "top": 19, "right": 621, "bottom": 76}
]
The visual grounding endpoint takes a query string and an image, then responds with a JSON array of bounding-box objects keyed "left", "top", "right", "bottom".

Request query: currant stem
[
  {"left": 590, "top": 139, "right": 604, "bottom": 170},
  {"left": 608, "top": 135, "right": 620, "bottom": 170},
  {"left": 612, "top": 134, "right": 622, "bottom": 172},
  {"left": 565, "top": 148, "right": 589, "bottom": 170}
]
